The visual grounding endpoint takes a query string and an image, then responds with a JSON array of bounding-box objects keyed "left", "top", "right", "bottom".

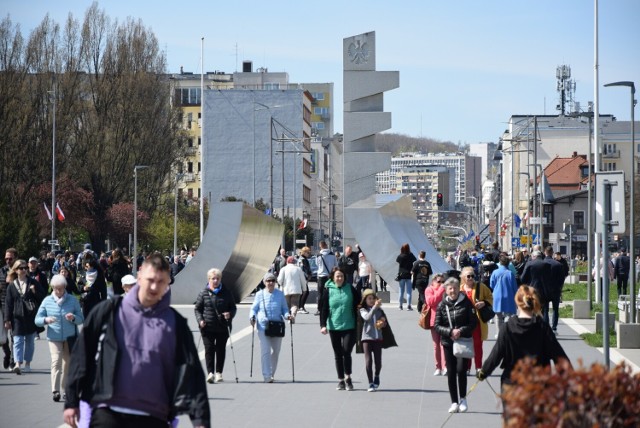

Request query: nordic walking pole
[
  {"left": 225, "top": 322, "right": 239, "bottom": 383},
  {"left": 250, "top": 318, "right": 255, "bottom": 377},
  {"left": 290, "top": 317, "right": 295, "bottom": 383}
]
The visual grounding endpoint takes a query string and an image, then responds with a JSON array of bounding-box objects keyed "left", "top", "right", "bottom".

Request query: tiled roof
[{"left": 544, "top": 154, "right": 589, "bottom": 190}]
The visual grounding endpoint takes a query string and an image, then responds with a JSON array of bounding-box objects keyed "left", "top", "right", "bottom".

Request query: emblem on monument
[{"left": 347, "top": 39, "right": 369, "bottom": 64}]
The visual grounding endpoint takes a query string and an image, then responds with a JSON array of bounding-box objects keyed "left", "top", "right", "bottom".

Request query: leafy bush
[{"left": 502, "top": 358, "right": 640, "bottom": 427}]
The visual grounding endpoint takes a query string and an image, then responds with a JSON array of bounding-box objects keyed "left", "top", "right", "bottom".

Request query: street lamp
[
  {"left": 173, "top": 173, "right": 184, "bottom": 259},
  {"left": 518, "top": 171, "right": 531, "bottom": 250},
  {"left": 133, "top": 165, "right": 149, "bottom": 273},
  {"left": 605, "top": 81, "right": 636, "bottom": 322}
]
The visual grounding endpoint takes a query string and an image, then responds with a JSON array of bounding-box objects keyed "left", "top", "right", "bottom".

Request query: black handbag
[
  {"left": 261, "top": 291, "right": 286, "bottom": 337},
  {"left": 475, "top": 283, "right": 495, "bottom": 323},
  {"left": 265, "top": 320, "right": 286, "bottom": 337}
]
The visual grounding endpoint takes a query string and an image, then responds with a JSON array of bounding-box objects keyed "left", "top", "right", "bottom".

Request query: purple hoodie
[{"left": 102, "top": 284, "right": 177, "bottom": 421}]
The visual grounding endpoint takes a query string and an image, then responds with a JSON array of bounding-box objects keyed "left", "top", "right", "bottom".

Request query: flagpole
[{"left": 51, "top": 83, "right": 56, "bottom": 252}]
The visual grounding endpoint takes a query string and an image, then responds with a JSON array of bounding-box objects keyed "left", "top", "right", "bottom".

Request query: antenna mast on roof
[{"left": 556, "top": 65, "right": 576, "bottom": 116}]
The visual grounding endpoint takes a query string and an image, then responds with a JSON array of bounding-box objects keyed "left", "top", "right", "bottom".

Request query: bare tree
[{"left": 0, "top": 3, "right": 185, "bottom": 252}]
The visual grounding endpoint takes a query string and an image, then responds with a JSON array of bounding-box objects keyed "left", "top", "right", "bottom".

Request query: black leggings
[
  {"left": 90, "top": 407, "right": 168, "bottom": 428},
  {"left": 443, "top": 345, "right": 469, "bottom": 403},
  {"left": 362, "top": 340, "right": 382, "bottom": 383},
  {"left": 202, "top": 330, "right": 229, "bottom": 374},
  {"left": 298, "top": 288, "right": 310, "bottom": 309},
  {"left": 329, "top": 329, "right": 356, "bottom": 379}
]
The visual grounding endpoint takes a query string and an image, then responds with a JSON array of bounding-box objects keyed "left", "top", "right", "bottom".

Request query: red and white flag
[
  {"left": 56, "top": 202, "right": 65, "bottom": 222},
  {"left": 43, "top": 203, "right": 53, "bottom": 221},
  {"left": 298, "top": 218, "right": 308, "bottom": 230}
]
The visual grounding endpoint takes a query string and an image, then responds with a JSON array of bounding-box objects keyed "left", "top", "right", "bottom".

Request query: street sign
[
  {"left": 295, "top": 239, "right": 306, "bottom": 244},
  {"left": 595, "top": 171, "right": 625, "bottom": 234},
  {"left": 48, "top": 240, "right": 59, "bottom": 245},
  {"left": 520, "top": 235, "right": 531, "bottom": 244},
  {"left": 511, "top": 237, "right": 521, "bottom": 248}
]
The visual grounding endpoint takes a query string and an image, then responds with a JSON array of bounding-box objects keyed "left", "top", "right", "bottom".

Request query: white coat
[{"left": 278, "top": 263, "right": 307, "bottom": 296}]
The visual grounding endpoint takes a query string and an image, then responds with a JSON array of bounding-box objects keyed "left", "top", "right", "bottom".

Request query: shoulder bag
[
  {"left": 13, "top": 280, "right": 36, "bottom": 319},
  {"left": 475, "top": 283, "right": 495, "bottom": 323},
  {"left": 261, "top": 292, "right": 285, "bottom": 337},
  {"left": 418, "top": 303, "right": 432, "bottom": 330},
  {"left": 445, "top": 304, "right": 474, "bottom": 359}
]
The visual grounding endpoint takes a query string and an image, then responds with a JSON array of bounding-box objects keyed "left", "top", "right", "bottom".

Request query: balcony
[
  {"left": 186, "top": 147, "right": 198, "bottom": 156},
  {"left": 184, "top": 173, "right": 195, "bottom": 183},
  {"left": 602, "top": 150, "right": 620, "bottom": 159}
]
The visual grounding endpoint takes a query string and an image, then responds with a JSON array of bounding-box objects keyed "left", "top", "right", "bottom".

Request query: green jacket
[{"left": 320, "top": 280, "right": 360, "bottom": 331}]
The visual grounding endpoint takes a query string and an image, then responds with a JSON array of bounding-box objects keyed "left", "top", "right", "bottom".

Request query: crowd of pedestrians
[{"left": 0, "top": 238, "right": 581, "bottom": 427}]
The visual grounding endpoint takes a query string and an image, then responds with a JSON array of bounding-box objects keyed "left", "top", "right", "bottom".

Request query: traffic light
[{"left": 436, "top": 193, "right": 443, "bottom": 206}]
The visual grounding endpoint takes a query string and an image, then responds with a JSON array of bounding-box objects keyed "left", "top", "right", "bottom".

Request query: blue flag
[{"left": 514, "top": 214, "right": 522, "bottom": 228}]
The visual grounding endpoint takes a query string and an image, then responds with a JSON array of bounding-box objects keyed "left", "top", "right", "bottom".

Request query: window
[
  {"left": 198, "top": 162, "right": 201, "bottom": 172},
  {"left": 187, "top": 188, "right": 193, "bottom": 199},
  {"left": 198, "top": 137, "right": 202, "bottom": 146},
  {"left": 542, "top": 204, "right": 553, "bottom": 224},
  {"left": 180, "top": 88, "right": 201, "bottom": 105},
  {"left": 312, "top": 92, "right": 325, "bottom": 101},
  {"left": 312, "top": 122, "right": 325, "bottom": 130},
  {"left": 314, "top": 107, "right": 329, "bottom": 116},
  {"left": 573, "top": 211, "right": 585, "bottom": 229},
  {"left": 187, "top": 162, "right": 193, "bottom": 173},
  {"left": 263, "top": 83, "right": 280, "bottom": 90},
  {"left": 188, "top": 138, "right": 193, "bottom": 148}
]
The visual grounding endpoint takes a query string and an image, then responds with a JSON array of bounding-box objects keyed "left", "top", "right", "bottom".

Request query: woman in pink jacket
[{"left": 425, "top": 273, "right": 447, "bottom": 375}]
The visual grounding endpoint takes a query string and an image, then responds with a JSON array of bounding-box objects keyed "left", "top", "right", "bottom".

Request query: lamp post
[
  {"left": 173, "top": 173, "right": 184, "bottom": 259},
  {"left": 605, "top": 81, "right": 636, "bottom": 321},
  {"left": 133, "top": 165, "right": 149, "bottom": 273},
  {"left": 518, "top": 172, "right": 531, "bottom": 250},
  {"left": 528, "top": 163, "right": 544, "bottom": 248}
]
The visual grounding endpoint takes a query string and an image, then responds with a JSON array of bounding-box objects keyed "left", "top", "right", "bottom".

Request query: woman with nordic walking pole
[
  {"left": 194, "top": 268, "right": 237, "bottom": 384},
  {"left": 250, "top": 272, "right": 292, "bottom": 383}
]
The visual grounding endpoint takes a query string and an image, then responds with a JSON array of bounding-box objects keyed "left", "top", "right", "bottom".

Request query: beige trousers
[{"left": 48, "top": 340, "right": 70, "bottom": 393}]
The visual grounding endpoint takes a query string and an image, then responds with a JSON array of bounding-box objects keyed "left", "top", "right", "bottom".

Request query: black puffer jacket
[
  {"left": 434, "top": 292, "right": 477, "bottom": 348},
  {"left": 194, "top": 285, "right": 237, "bottom": 333}
]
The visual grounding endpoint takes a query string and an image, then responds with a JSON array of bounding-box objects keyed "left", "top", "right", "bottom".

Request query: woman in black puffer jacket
[
  {"left": 434, "top": 277, "right": 477, "bottom": 414},
  {"left": 194, "top": 268, "right": 237, "bottom": 384}
]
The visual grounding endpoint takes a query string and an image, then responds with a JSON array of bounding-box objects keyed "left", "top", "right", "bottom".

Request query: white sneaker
[
  {"left": 459, "top": 398, "right": 468, "bottom": 413},
  {"left": 433, "top": 369, "right": 441, "bottom": 376},
  {"left": 206, "top": 372, "right": 214, "bottom": 384},
  {"left": 448, "top": 402, "right": 458, "bottom": 413},
  {"left": 442, "top": 368, "right": 447, "bottom": 376},
  {"left": 214, "top": 372, "right": 223, "bottom": 383}
]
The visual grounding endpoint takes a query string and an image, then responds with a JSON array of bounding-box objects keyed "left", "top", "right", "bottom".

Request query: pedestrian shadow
[{"left": 374, "top": 388, "right": 444, "bottom": 394}]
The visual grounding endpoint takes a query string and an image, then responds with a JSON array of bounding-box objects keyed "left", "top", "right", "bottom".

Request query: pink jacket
[{"left": 424, "top": 284, "right": 446, "bottom": 326}]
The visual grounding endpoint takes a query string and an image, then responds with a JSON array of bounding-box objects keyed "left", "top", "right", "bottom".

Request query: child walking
[{"left": 357, "top": 289, "right": 396, "bottom": 392}]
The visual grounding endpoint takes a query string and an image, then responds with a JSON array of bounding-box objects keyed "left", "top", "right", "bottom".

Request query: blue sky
[{"left": 5, "top": 0, "right": 639, "bottom": 144}]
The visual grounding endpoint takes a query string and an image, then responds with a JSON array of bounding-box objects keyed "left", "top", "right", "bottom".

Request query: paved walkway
[{"left": 0, "top": 285, "right": 637, "bottom": 428}]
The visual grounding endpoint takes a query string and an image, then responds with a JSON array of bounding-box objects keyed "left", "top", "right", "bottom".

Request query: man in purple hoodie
[{"left": 64, "top": 253, "right": 209, "bottom": 428}]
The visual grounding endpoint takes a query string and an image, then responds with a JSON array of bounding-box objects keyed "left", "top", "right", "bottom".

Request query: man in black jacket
[
  {"left": 543, "top": 246, "right": 565, "bottom": 333},
  {"left": 520, "top": 250, "right": 552, "bottom": 310},
  {"left": 64, "top": 253, "right": 209, "bottom": 428},
  {"left": 614, "top": 248, "right": 631, "bottom": 297},
  {"left": 411, "top": 251, "right": 432, "bottom": 312},
  {"left": 338, "top": 245, "right": 359, "bottom": 285}
]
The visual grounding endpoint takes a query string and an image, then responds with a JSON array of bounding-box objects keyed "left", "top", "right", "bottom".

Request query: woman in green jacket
[{"left": 320, "top": 267, "right": 361, "bottom": 391}]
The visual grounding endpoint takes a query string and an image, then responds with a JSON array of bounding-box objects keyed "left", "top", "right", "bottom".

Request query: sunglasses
[
  {"left": 265, "top": 279, "right": 276, "bottom": 283},
  {"left": 435, "top": 280, "right": 444, "bottom": 283},
  {"left": 17, "top": 266, "right": 28, "bottom": 270},
  {"left": 465, "top": 275, "right": 474, "bottom": 278}
]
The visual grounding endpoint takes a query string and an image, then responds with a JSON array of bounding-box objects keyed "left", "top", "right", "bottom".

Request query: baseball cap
[{"left": 28, "top": 257, "right": 38, "bottom": 263}]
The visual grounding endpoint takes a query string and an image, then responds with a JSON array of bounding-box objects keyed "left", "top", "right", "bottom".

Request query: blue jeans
[
  {"left": 13, "top": 332, "right": 36, "bottom": 364},
  {"left": 398, "top": 279, "right": 413, "bottom": 308}
]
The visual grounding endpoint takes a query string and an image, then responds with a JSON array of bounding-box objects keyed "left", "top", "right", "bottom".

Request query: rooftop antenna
[{"left": 556, "top": 65, "right": 576, "bottom": 116}]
